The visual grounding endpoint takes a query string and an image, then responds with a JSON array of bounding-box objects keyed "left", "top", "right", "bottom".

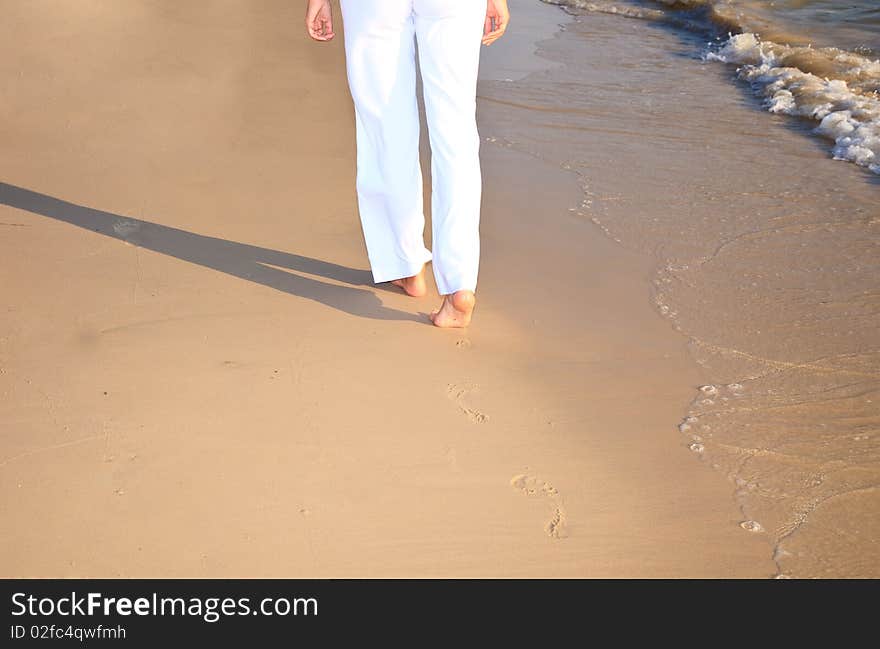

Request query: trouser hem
[{"left": 371, "top": 253, "right": 433, "bottom": 285}]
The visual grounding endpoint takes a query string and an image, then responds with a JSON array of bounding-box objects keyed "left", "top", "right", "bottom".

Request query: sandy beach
[{"left": 2, "top": 0, "right": 874, "bottom": 578}]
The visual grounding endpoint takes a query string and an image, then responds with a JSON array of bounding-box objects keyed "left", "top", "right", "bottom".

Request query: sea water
[{"left": 479, "top": 0, "right": 880, "bottom": 576}]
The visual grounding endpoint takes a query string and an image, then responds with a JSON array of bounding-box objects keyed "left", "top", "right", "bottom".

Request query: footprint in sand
[
  {"left": 443, "top": 446, "right": 461, "bottom": 473},
  {"left": 510, "top": 473, "right": 568, "bottom": 539},
  {"left": 446, "top": 383, "right": 488, "bottom": 424}
]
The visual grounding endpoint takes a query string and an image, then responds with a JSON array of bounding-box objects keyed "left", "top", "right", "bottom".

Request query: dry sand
[{"left": 0, "top": 0, "right": 774, "bottom": 577}]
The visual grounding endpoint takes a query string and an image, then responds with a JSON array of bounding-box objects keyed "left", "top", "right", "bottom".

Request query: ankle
[{"left": 451, "top": 290, "right": 475, "bottom": 312}]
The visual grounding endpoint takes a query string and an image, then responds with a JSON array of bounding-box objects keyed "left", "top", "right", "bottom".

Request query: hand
[
  {"left": 483, "top": 0, "right": 510, "bottom": 46},
  {"left": 306, "top": 0, "right": 334, "bottom": 41}
]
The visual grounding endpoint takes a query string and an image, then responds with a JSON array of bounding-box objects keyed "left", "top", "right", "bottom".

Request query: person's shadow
[{"left": 0, "top": 182, "right": 424, "bottom": 323}]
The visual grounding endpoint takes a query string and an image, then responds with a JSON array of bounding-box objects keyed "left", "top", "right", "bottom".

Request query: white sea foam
[
  {"left": 541, "top": 0, "right": 880, "bottom": 175},
  {"left": 706, "top": 33, "right": 880, "bottom": 174}
]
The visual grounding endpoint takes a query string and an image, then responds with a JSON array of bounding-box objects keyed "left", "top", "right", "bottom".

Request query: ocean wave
[
  {"left": 542, "top": 0, "right": 880, "bottom": 52},
  {"left": 706, "top": 33, "right": 880, "bottom": 174},
  {"left": 539, "top": 0, "right": 761, "bottom": 36},
  {"left": 539, "top": 0, "right": 667, "bottom": 22},
  {"left": 540, "top": 0, "right": 880, "bottom": 175}
]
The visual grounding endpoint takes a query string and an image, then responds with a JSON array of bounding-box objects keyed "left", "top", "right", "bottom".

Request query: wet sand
[
  {"left": 503, "top": 2, "right": 880, "bottom": 577},
  {"left": 0, "top": 0, "right": 774, "bottom": 577}
]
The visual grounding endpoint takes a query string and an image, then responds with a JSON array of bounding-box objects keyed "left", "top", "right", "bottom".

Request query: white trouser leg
[
  {"left": 339, "top": 0, "right": 432, "bottom": 285},
  {"left": 415, "top": 0, "right": 486, "bottom": 295}
]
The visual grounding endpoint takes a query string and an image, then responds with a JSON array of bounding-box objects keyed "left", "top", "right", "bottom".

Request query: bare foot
[
  {"left": 391, "top": 265, "right": 427, "bottom": 297},
  {"left": 430, "top": 290, "right": 475, "bottom": 328}
]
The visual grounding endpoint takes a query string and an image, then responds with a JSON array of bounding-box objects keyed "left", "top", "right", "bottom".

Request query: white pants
[{"left": 340, "top": 0, "right": 486, "bottom": 295}]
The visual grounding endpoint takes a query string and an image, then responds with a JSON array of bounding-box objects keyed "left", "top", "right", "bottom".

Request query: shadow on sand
[{"left": 0, "top": 182, "right": 424, "bottom": 323}]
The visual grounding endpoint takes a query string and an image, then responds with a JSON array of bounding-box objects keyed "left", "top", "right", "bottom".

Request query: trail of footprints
[
  {"left": 449, "top": 341, "right": 565, "bottom": 538},
  {"left": 510, "top": 473, "right": 569, "bottom": 539},
  {"left": 446, "top": 383, "right": 489, "bottom": 424},
  {"left": 446, "top": 337, "right": 487, "bottom": 423}
]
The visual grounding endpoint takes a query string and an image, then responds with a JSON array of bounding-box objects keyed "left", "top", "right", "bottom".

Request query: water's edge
[{"left": 484, "top": 0, "right": 879, "bottom": 577}]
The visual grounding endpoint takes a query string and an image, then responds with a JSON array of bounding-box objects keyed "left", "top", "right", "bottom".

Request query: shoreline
[
  {"left": 2, "top": 0, "right": 777, "bottom": 577},
  {"left": 500, "top": 2, "right": 879, "bottom": 577}
]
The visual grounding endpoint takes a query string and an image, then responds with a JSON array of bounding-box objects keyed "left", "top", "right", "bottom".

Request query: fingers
[
  {"left": 307, "top": 18, "right": 334, "bottom": 41},
  {"left": 320, "top": 16, "right": 335, "bottom": 40},
  {"left": 481, "top": 24, "right": 507, "bottom": 46},
  {"left": 481, "top": 11, "right": 509, "bottom": 46},
  {"left": 305, "top": 5, "right": 334, "bottom": 41}
]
